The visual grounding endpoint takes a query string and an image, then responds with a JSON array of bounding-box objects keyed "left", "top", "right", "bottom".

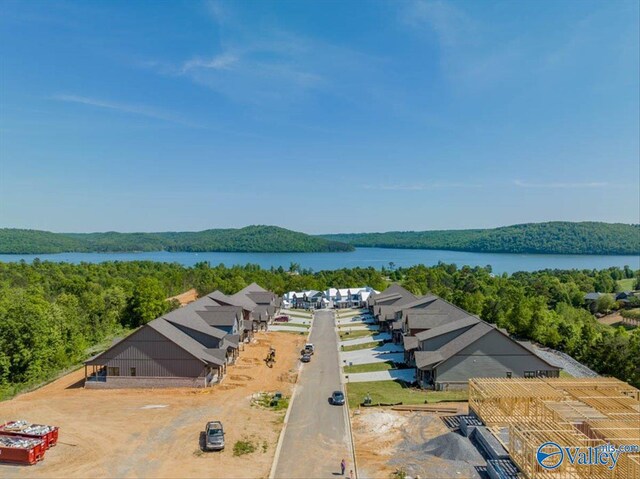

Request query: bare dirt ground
[
  {"left": 167, "top": 288, "right": 199, "bottom": 306},
  {"left": 0, "top": 331, "right": 305, "bottom": 479},
  {"left": 351, "top": 403, "right": 484, "bottom": 479}
]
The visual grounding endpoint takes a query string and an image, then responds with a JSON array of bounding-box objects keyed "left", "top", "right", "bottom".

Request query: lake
[{"left": 0, "top": 248, "right": 638, "bottom": 274}]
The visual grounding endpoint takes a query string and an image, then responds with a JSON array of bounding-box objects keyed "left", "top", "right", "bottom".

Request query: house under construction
[{"left": 468, "top": 377, "right": 640, "bottom": 479}]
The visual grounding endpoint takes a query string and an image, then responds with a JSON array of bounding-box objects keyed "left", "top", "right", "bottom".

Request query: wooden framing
[{"left": 468, "top": 377, "right": 640, "bottom": 479}]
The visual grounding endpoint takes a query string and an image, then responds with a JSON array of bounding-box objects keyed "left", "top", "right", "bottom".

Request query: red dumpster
[
  {"left": 0, "top": 421, "right": 59, "bottom": 449},
  {"left": 0, "top": 435, "right": 45, "bottom": 465}
]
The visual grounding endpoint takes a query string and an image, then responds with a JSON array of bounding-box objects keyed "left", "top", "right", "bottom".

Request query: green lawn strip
[
  {"left": 343, "top": 361, "right": 395, "bottom": 374},
  {"left": 345, "top": 380, "right": 468, "bottom": 409},
  {"left": 282, "top": 322, "right": 310, "bottom": 329},
  {"left": 339, "top": 329, "right": 376, "bottom": 341},
  {"left": 616, "top": 278, "right": 636, "bottom": 291},
  {"left": 340, "top": 341, "right": 383, "bottom": 352},
  {"left": 559, "top": 370, "right": 574, "bottom": 378}
]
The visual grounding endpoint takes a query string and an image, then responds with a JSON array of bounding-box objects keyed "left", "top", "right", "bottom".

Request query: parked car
[
  {"left": 301, "top": 353, "right": 311, "bottom": 363},
  {"left": 274, "top": 315, "right": 290, "bottom": 323},
  {"left": 204, "top": 421, "right": 225, "bottom": 451},
  {"left": 304, "top": 343, "right": 315, "bottom": 355},
  {"left": 330, "top": 390, "right": 345, "bottom": 406}
]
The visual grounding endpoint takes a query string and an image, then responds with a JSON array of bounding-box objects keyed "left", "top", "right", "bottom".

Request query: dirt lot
[
  {"left": 351, "top": 404, "right": 485, "bottom": 479},
  {"left": 0, "top": 331, "right": 305, "bottom": 478}
]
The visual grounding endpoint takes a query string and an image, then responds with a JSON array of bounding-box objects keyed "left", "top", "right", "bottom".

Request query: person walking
[{"left": 340, "top": 458, "right": 346, "bottom": 475}]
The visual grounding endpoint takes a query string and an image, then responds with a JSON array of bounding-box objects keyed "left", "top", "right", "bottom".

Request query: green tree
[{"left": 125, "top": 278, "right": 169, "bottom": 327}]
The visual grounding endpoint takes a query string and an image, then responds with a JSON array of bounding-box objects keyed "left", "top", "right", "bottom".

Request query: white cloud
[
  {"left": 181, "top": 53, "right": 238, "bottom": 73},
  {"left": 365, "top": 181, "right": 484, "bottom": 191},
  {"left": 51, "top": 94, "right": 205, "bottom": 128},
  {"left": 401, "top": 0, "right": 476, "bottom": 47},
  {"left": 513, "top": 179, "right": 609, "bottom": 189}
]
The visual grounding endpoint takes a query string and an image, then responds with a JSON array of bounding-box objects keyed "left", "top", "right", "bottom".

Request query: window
[
  {"left": 506, "top": 371, "right": 512, "bottom": 378},
  {"left": 107, "top": 367, "right": 120, "bottom": 377},
  {"left": 130, "top": 367, "right": 136, "bottom": 377},
  {"left": 524, "top": 371, "right": 536, "bottom": 378}
]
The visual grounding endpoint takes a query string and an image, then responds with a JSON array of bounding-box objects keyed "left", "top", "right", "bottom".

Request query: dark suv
[{"left": 330, "top": 390, "right": 345, "bottom": 405}]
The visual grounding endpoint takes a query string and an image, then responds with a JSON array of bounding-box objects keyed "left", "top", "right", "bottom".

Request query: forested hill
[
  {"left": 321, "top": 222, "right": 640, "bottom": 255},
  {"left": 0, "top": 225, "right": 354, "bottom": 254}
]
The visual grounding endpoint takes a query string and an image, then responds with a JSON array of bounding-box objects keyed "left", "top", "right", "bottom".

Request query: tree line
[
  {"left": 322, "top": 221, "right": 640, "bottom": 255},
  {"left": 0, "top": 260, "right": 638, "bottom": 399},
  {"left": 0, "top": 225, "right": 354, "bottom": 254}
]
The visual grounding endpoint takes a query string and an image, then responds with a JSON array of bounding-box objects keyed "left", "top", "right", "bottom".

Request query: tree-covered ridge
[
  {"left": 0, "top": 260, "right": 638, "bottom": 400},
  {"left": 0, "top": 225, "right": 354, "bottom": 254},
  {"left": 321, "top": 222, "right": 640, "bottom": 255}
]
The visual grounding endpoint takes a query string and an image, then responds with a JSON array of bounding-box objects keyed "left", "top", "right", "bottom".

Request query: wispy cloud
[
  {"left": 365, "top": 181, "right": 484, "bottom": 191},
  {"left": 141, "top": 5, "right": 384, "bottom": 109},
  {"left": 401, "top": 0, "right": 476, "bottom": 48},
  {"left": 181, "top": 53, "right": 238, "bottom": 73},
  {"left": 51, "top": 94, "right": 203, "bottom": 128},
  {"left": 513, "top": 179, "right": 609, "bottom": 189}
]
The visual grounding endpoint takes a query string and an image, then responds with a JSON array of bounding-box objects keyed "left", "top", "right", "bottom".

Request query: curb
[
  {"left": 268, "top": 311, "right": 315, "bottom": 479},
  {"left": 336, "top": 310, "right": 359, "bottom": 479}
]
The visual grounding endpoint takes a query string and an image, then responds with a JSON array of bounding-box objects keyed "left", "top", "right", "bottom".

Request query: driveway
[
  {"left": 340, "top": 352, "right": 405, "bottom": 366},
  {"left": 345, "top": 369, "right": 416, "bottom": 383},
  {"left": 339, "top": 342, "right": 404, "bottom": 364},
  {"left": 339, "top": 332, "right": 391, "bottom": 347},
  {"left": 272, "top": 310, "right": 353, "bottom": 478}
]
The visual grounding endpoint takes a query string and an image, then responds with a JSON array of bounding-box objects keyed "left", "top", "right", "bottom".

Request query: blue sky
[{"left": 1, "top": 0, "right": 638, "bottom": 234}]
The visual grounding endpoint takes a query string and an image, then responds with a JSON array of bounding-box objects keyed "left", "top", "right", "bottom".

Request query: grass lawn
[
  {"left": 343, "top": 362, "right": 394, "bottom": 374},
  {"left": 284, "top": 322, "right": 310, "bottom": 329},
  {"left": 617, "top": 278, "right": 636, "bottom": 291},
  {"left": 559, "top": 370, "right": 574, "bottom": 378},
  {"left": 339, "top": 329, "right": 375, "bottom": 341},
  {"left": 341, "top": 341, "right": 383, "bottom": 352},
  {"left": 346, "top": 380, "right": 468, "bottom": 408}
]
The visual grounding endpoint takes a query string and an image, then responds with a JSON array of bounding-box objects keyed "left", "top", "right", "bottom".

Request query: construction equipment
[{"left": 265, "top": 347, "right": 276, "bottom": 368}]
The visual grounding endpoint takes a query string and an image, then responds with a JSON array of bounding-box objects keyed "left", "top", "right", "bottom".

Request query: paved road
[{"left": 273, "top": 310, "right": 353, "bottom": 478}]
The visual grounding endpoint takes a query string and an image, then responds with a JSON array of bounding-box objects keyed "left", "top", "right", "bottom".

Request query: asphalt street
[{"left": 273, "top": 310, "right": 353, "bottom": 478}]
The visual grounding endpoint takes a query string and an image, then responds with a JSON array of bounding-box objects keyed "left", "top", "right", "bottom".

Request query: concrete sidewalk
[
  {"left": 339, "top": 332, "right": 391, "bottom": 346},
  {"left": 339, "top": 343, "right": 404, "bottom": 365},
  {"left": 338, "top": 324, "right": 380, "bottom": 332},
  {"left": 345, "top": 369, "right": 416, "bottom": 383},
  {"left": 341, "top": 352, "right": 405, "bottom": 366}
]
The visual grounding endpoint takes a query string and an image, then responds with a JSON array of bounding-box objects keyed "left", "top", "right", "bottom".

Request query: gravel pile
[
  {"left": 529, "top": 345, "right": 599, "bottom": 378},
  {"left": 419, "top": 432, "right": 485, "bottom": 463},
  {"left": 388, "top": 414, "right": 485, "bottom": 479}
]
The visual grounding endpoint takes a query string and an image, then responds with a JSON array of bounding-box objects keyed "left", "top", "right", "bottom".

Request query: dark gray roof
[
  {"left": 244, "top": 319, "right": 255, "bottom": 331},
  {"left": 238, "top": 282, "right": 269, "bottom": 294},
  {"left": 414, "top": 351, "right": 443, "bottom": 369},
  {"left": 149, "top": 318, "right": 227, "bottom": 366},
  {"left": 163, "top": 314, "right": 228, "bottom": 340},
  {"left": 204, "top": 348, "right": 228, "bottom": 365},
  {"left": 403, "top": 335, "right": 418, "bottom": 351},
  {"left": 247, "top": 291, "right": 277, "bottom": 304},
  {"left": 371, "top": 284, "right": 416, "bottom": 302},
  {"left": 223, "top": 334, "right": 240, "bottom": 349},
  {"left": 398, "top": 295, "right": 438, "bottom": 310},
  {"left": 435, "top": 322, "right": 493, "bottom": 363},
  {"left": 406, "top": 313, "right": 454, "bottom": 331},
  {"left": 414, "top": 316, "right": 480, "bottom": 341},
  {"left": 196, "top": 309, "right": 241, "bottom": 327},
  {"left": 584, "top": 292, "right": 602, "bottom": 301}
]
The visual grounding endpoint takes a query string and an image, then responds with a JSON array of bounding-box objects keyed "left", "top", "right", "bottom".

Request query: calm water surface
[{"left": 0, "top": 248, "right": 638, "bottom": 274}]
